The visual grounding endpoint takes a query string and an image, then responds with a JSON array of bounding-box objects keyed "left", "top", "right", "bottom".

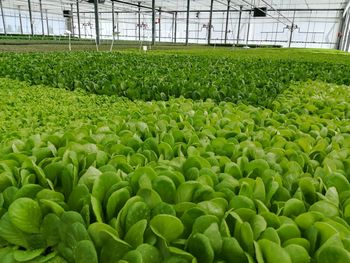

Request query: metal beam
[
  {"left": 288, "top": 10, "right": 296, "bottom": 48},
  {"left": 45, "top": 9, "right": 49, "bottom": 35},
  {"left": 224, "top": 0, "right": 230, "bottom": 44},
  {"left": 236, "top": 5, "right": 242, "bottom": 45},
  {"left": 239, "top": 0, "right": 289, "bottom": 26},
  {"left": 341, "top": 13, "right": 350, "bottom": 50},
  {"left": 337, "top": 10, "right": 345, "bottom": 50},
  {"left": 152, "top": 0, "right": 155, "bottom": 45},
  {"left": 260, "top": 0, "right": 293, "bottom": 24},
  {"left": 18, "top": 5, "right": 23, "bottom": 35},
  {"left": 138, "top": 2, "right": 141, "bottom": 41},
  {"left": 112, "top": 0, "right": 172, "bottom": 15},
  {"left": 208, "top": 0, "right": 214, "bottom": 45},
  {"left": 112, "top": 1, "right": 115, "bottom": 35},
  {"left": 344, "top": 0, "right": 350, "bottom": 17},
  {"left": 186, "top": 0, "right": 190, "bottom": 45},
  {"left": 39, "top": 0, "right": 45, "bottom": 35},
  {"left": 156, "top": 8, "right": 343, "bottom": 13},
  {"left": 0, "top": 0, "right": 6, "bottom": 35},
  {"left": 77, "top": 0, "right": 81, "bottom": 38},
  {"left": 174, "top": 11, "right": 177, "bottom": 43},
  {"left": 75, "top": 8, "right": 343, "bottom": 15},
  {"left": 70, "top": 3, "right": 74, "bottom": 36},
  {"left": 94, "top": 0, "right": 100, "bottom": 45},
  {"left": 116, "top": 12, "right": 119, "bottom": 40},
  {"left": 28, "top": 0, "right": 34, "bottom": 36},
  {"left": 246, "top": 10, "right": 251, "bottom": 46},
  {"left": 159, "top": 7, "right": 161, "bottom": 42}
]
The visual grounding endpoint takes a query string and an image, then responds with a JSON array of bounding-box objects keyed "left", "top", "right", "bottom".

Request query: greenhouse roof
[{"left": 4, "top": 0, "right": 349, "bottom": 14}]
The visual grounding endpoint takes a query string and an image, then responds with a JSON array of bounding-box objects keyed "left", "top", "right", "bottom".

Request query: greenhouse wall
[{"left": 340, "top": 5, "right": 350, "bottom": 52}]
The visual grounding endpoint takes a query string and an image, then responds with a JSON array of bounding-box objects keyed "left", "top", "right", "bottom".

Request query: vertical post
[
  {"left": 185, "top": 0, "right": 190, "bottom": 45},
  {"left": 94, "top": 0, "right": 100, "bottom": 45},
  {"left": 174, "top": 11, "right": 177, "bottom": 43},
  {"left": 112, "top": 1, "right": 115, "bottom": 35},
  {"left": 288, "top": 10, "right": 296, "bottom": 48},
  {"left": 116, "top": 12, "right": 119, "bottom": 40},
  {"left": 224, "top": 0, "right": 230, "bottom": 44},
  {"left": 171, "top": 12, "right": 174, "bottom": 43},
  {"left": 28, "top": 0, "right": 34, "bottom": 36},
  {"left": 196, "top": 12, "right": 200, "bottom": 43},
  {"left": 246, "top": 10, "right": 251, "bottom": 46},
  {"left": 138, "top": 2, "right": 141, "bottom": 41},
  {"left": 39, "top": 0, "right": 44, "bottom": 35},
  {"left": 208, "top": 0, "right": 214, "bottom": 45},
  {"left": 70, "top": 3, "right": 74, "bottom": 37},
  {"left": 336, "top": 10, "right": 345, "bottom": 50},
  {"left": 158, "top": 7, "right": 161, "bottom": 42},
  {"left": 152, "top": 0, "right": 155, "bottom": 45},
  {"left": 45, "top": 9, "right": 49, "bottom": 35},
  {"left": 236, "top": 5, "right": 242, "bottom": 45},
  {"left": 305, "top": 11, "right": 311, "bottom": 48},
  {"left": 0, "top": 0, "right": 6, "bottom": 35},
  {"left": 77, "top": 0, "right": 81, "bottom": 38},
  {"left": 18, "top": 5, "right": 23, "bottom": 35}
]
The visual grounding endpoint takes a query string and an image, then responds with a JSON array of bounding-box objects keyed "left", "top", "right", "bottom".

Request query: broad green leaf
[
  {"left": 125, "top": 219, "right": 147, "bottom": 248},
  {"left": 13, "top": 248, "right": 45, "bottom": 262},
  {"left": 8, "top": 198, "right": 42, "bottom": 234},
  {"left": 88, "top": 222, "right": 119, "bottom": 248},
  {"left": 187, "top": 233, "right": 214, "bottom": 263},
  {"left": 317, "top": 246, "right": 350, "bottom": 263},
  {"left": 92, "top": 171, "right": 122, "bottom": 203},
  {"left": 125, "top": 202, "right": 150, "bottom": 232},
  {"left": 152, "top": 176, "right": 177, "bottom": 204},
  {"left": 123, "top": 250, "right": 143, "bottom": 263},
  {"left": 283, "top": 198, "right": 306, "bottom": 217},
  {"left": 257, "top": 239, "right": 292, "bottom": 263},
  {"left": 284, "top": 244, "right": 310, "bottom": 263},
  {"left": 74, "top": 240, "right": 98, "bottom": 263},
  {"left": 221, "top": 237, "right": 247, "bottom": 263},
  {"left": 136, "top": 243, "right": 162, "bottom": 263},
  {"left": 150, "top": 214, "right": 184, "bottom": 242}
]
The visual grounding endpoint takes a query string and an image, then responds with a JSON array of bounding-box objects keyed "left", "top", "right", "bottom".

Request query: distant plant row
[{"left": 0, "top": 51, "right": 349, "bottom": 106}]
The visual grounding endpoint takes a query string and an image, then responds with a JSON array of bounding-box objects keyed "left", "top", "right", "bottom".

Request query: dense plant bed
[
  {"left": 0, "top": 51, "right": 349, "bottom": 107},
  {"left": 0, "top": 78, "right": 350, "bottom": 262}
]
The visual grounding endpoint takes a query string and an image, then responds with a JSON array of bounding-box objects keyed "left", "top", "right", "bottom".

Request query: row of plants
[
  {"left": 0, "top": 51, "right": 349, "bottom": 106},
  {"left": 0, "top": 78, "right": 350, "bottom": 262}
]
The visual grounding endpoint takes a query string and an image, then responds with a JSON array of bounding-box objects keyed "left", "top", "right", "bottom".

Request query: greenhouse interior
[
  {"left": 0, "top": 0, "right": 349, "bottom": 50},
  {"left": 0, "top": 1, "right": 350, "bottom": 263}
]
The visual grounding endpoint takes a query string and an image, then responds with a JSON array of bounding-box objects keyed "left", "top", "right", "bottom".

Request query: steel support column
[
  {"left": 208, "top": 0, "right": 214, "bottom": 45},
  {"left": 174, "top": 11, "right": 177, "bottom": 43},
  {"left": 39, "top": 0, "right": 44, "bottom": 35},
  {"left": 336, "top": 10, "right": 346, "bottom": 50},
  {"left": 138, "top": 2, "right": 141, "bottom": 41},
  {"left": 116, "top": 12, "right": 119, "bottom": 40},
  {"left": 71, "top": 3, "right": 75, "bottom": 36},
  {"left": 186, "top": 0, "right": 190, "bottom": 45},
  {"left": 224, "top": 0, "right": 230, "bottom": 44},
  {"left": 77, "top": 0, "right": 81, "bottom": 38},
  {"left": 0, "top": 0, "right": 6, "bottom": 35},
  {"left": 28, "top": 0, "right": 34, "bottom": 36},
  {"left": 152, "top": 0, "right": 155, "bottom": 45},
  {"left": 288, "top": 10, "right": 296, "bottom": 48},
  {"left": 158, "top": 7, "right": 161, "bottom": 42},
  {"left": 18, "top": 5, "right": 23, "bottom": 35},
  {"left": 94, "top": 0, "right": 100, "bottom": 45},
  {"left": 236, "top": 5, "right": 243, "bottom": 45},
  {"left": 45, "top": 9, "right": 49, "bottom": 35},
  {"left": 112, "top": 1, "right": 115, "bottom": 34},
  {"left": 245, "top": 10, "right": 251, "bottom": 46}
]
